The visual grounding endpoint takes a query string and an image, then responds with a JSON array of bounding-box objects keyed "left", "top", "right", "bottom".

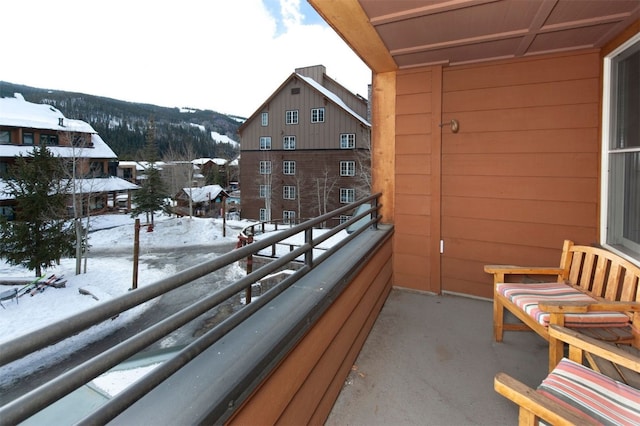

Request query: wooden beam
[
  {"left": 309, "top": 0, "right": 397, "bottom": 73},
  {"left": 371, "top": 71, "right": 395, "bottom": 224}
]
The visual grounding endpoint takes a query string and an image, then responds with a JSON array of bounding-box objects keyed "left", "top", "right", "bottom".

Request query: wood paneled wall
[
  {"left": 227, "top": 237, "right": 392, "bottom": 425},
  {"left": 391, "top": 50, "right": 603, "bottom": 298}
]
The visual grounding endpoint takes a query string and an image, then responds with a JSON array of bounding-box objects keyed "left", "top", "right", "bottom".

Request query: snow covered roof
[
  {"left": 0, "top": 134, "right": 116, "bottom": 159},
  {"left": 0, "top": 94, "right": 117, "bottom": 159},
  {"left": 0, "top": 93, "right": 94, "bottom": 133},
  {"left": 296, "top": 74, "right": 370, "bottom": 127},
  {"left": 68, "top": 176, "right": 140, "bottom": 194},
  {"left": 181, "top": 184, "right": 227, "bottom": 203},
  {"left": 192, "top": 158, "right": 228, "bottom": 166},
  {"left": 0, "top": 176, "right": 138, "bottom": 200}
]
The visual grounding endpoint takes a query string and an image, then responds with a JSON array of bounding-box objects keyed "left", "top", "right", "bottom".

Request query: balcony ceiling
[{"left": 309, "top": 0, "right": 640, "bottom": 72}]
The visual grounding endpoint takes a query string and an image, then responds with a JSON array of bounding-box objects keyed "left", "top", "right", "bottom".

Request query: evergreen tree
[
  {"left": 130, "top": 118, "right": 169, "bottom": 225},
  {"left": 0, "top": 145, "right": 74, "bottom": 276}
]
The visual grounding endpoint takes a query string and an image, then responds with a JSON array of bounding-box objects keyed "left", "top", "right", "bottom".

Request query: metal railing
[{"left": 0, "top": 193, "right": 381, "bottom": 424}]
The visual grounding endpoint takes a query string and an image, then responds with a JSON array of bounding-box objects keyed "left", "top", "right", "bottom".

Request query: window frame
[
  {"left": 259, "top": 184, "right": 271, "bottom": 198},
  {"left": 261, "top": 112, "right": 268, "bottom": 126},
  {"left": 283, "top": 135, "right": 296, "bottom": 150},
  {"left": 259, "top": 136, "right": 272, "bottom": 150},
  {"left": 285, "top": 110, "right": 299, "bottom": 125},
  {"left": 259, "top": 160, "right": 272, "bottom": 175},
  {"left": 340, "top": 133, "right": 355, "bottom": 149},
  {"left": 340, "top": 160, "right": 356, "bottom": 177},
  {"left": 23, "top": 132, "right": 34, "bottom": 145},
  {"left": 283, "top": 160, "right": 296, "bottom": 175},
  {"left": 0, "top": 130, "right": 11, "bottom": 144},
  {"left": 340, "top": 188, "right": 355, "bottom": 204},
  {"left": 283, "top": 185, "right": 296, "bottom": 200},
  {"left": 311, "top": 107, "right": 325, "bottom": 123},
  {"left": 600, "top": 32, "right": 640, "bottom": 264},
  {"left": 283, "top": 210, "right": 296, "bottom": 224}
]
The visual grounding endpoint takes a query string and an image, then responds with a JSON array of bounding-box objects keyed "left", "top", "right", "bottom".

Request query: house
[
  {"left": 238, "top": 65, "right": 371, "bottom": 225},
  {"left": 174, "top": 184, "right": 229, "bottom": 217},
  {"left": 0, "top": 93, "right": 138, "bottom": 216}
]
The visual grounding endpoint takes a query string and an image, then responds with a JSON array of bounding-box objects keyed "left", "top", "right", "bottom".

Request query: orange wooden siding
[
  {"left": 391, "top": 50, "right": 603, "bottom": 298},
  {"left": 227, "top": 237, "right": 393, "bottom": 425},
  {"left": 394, "top": 68, "right": 437, "bottom": 293}
]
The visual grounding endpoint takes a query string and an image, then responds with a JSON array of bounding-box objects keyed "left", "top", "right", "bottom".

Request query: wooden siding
[
  {"left": 440, "top": 50, "right": 601, "bottom": 298},
  {"left": 390, "top": 50, "right": 606, "bottom": 299},
  {"left": 240, "top": 149, "right": 370, "bottom": 222},
  {"left": 240, "top": 78, "right": 369, "bottom": 151},
  {"left": 227, "top": 236, "right": 393, "bottom": 425},
  {"left": 394, "top": 67, "right": 439, "bottom": 293}
]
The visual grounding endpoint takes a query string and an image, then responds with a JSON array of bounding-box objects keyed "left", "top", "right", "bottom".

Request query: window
[
  {"left": 259, "top": 136, "right": 271, "bottom": 150},
  {"left": 283, "top": 185, "right": 296, "bottom": 200},
  {"left": 340, "top": 161, "right": 356, "bottom": 176},
  {"left": 23, "top": 132, "right": 34, "bottom": 145},
  {"left": 339, "top": 215, "right": 351, "bottom": 224},
  {"left": 0, "top": 130, "right": 11, "bottom": 144},
  {"left": 286, "top": 110, "right": 298, "bottom": 125},
  {"left": 89, "top": 162, "right": 104, "bottom": 176},
  {"left": 259, "top": 161, "right": 272, "bottom": 175},
  {"left": 340, "top": 188, "right": 355, "bottom": 204},
  {"left": 291, "top": 87, "right": 300, "bottom": 95},
  {"left": 259, "top": 185, "right": 271, "bottom": 198},
  {"left": 259, "top": 208, "right": 270, "bottom": 222},
  {"left": 283, "top": 136, "right": 296, "bottom": 150},
  {"left": 283, "top": 161, "right": 295, "bottom": 175},
  {"left": 340, "top": 133, "right": 355, "bottom": 149},
  {"left": 40, "top": 134, "right": 59, "bottom": 146},
  {"left": 283, "top": 210, "right": 296, "bottom": 224},
  {"left": 261, "top": 112, "right": 268, "bottom": 126},
  {"left": 311, "top": 108, "right": 325, "bottom": 123},
  {"left": 602, "top": 34, "right": 640, "bottom": 261}
]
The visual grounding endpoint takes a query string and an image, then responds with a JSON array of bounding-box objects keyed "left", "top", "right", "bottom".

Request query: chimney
[
  {"left": 58, "top": 118, "right": 64, "bottom": 127},
  {"left": 294, "top": 65, "right": 326, "bottom": 85}
]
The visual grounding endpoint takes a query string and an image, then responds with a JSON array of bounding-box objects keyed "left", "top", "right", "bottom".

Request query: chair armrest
[
  {"left": 484, "top": 265, "right": 564, "bottom": 275},
  {"left": 549, "top": 325, "right": 640, "bottom": 373},
  {"left": 540, "top": 301, "right": 640, "bottom": 313},
  {"left": 494, "top": 372, "right": 599, "bottom": 425}
]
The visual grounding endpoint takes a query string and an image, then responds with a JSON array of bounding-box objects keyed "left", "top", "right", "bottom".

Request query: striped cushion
[
  {"left": 538, "top": 358, "right": 640, "bottom": 425},
  {"left": 496, "top": 282, "right": 630, "bottom": 327}
]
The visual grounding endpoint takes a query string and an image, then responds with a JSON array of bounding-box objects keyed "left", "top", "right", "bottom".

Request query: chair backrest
[{"left": 559, "top": 240, "right": 640, "bottom": 303}]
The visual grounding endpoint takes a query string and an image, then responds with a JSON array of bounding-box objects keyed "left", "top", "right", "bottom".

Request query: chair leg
[
  {"left": 494, "top": 296, "right": 504, "bottom": 342},
  {"left": 549, "top": 336, "right": 564, "bottom": 372}
]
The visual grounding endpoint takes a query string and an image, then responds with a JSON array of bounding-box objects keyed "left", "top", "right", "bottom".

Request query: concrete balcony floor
[{"left": 326, "top": 288, "right": 549, "bottom": 425}]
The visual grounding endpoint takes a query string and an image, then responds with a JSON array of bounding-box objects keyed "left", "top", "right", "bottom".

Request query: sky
[{"left": 1, "top": 0, "right": 371, "bottom": 118}]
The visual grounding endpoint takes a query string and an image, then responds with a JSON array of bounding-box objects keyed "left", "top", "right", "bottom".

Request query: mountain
[{"left": 0, "top": 81, "right": 243, "bottom": 161}]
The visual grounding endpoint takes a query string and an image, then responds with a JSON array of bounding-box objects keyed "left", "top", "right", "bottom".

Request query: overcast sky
[{"left": 1, "top": 0, "right": 371, "bottom": 118}]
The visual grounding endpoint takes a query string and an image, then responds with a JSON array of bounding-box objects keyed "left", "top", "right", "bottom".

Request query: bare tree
[
  {"left": 60, "top": 131, "right": 99, "bottom": 275},
  {"left": 315, "top": 165, "right": 339, "bottom": 217},
  {"left": 162, "top": 143, "right": 197, "bottom": 217}
]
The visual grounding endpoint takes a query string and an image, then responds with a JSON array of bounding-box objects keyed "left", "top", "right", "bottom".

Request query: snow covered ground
[
  {"left": 0, "top": 212, "right": 351, "bottom": 393},
  {"left": 0, "top": 212, "right": 252, "bottom": 387}
]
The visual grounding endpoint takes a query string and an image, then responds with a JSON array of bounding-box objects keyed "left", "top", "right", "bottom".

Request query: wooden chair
[{"left": 495, "top": 325, "right": 640, "bottom": 425}]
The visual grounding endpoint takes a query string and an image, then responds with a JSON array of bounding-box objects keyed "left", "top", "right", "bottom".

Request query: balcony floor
[{"left": 326, "top": 288, "right": 549, "bottom": 425}]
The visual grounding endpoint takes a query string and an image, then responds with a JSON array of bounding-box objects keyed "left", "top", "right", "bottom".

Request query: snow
[
  {"left": 0, "top": 213, "right": 253, "bottom": 387},
  {"left": 210, "top": 131, "right": 239, "bottom": 146},
  {"left": 0, "top": 94, "right": 117, "bottom": 159},
  {"left": 0, "top": 211, "right": 352, "bottom": 399}
]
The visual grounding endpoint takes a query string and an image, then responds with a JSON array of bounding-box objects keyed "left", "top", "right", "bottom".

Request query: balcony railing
[{"left": 0, "top": 193, "right": 389, "bottom": 424}]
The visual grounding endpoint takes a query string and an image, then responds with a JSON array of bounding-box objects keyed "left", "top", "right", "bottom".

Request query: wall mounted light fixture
[{"left": 439, "top": 119, "right": 460, "bottom": 133}]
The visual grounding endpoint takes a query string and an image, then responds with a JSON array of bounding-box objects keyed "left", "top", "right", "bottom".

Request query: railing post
[
  {"left": 245, "top": 235, "right": 253, "bottom": 304},
  {"left": 373, "top": 195, "right": 379, "bottom": 229},
  {"left": 304, "top": 227, "right": 313, "bottom": 269}
]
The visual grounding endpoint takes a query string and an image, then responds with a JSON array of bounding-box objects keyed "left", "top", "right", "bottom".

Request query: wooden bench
[
  {"left": 485, "top": 240, "right": 640, "bottom": 371},
  {"left": 495, "top": 325, "right": 640, "bottom": 425}
]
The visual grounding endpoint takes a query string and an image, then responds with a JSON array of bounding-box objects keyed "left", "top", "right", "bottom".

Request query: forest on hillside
[{"left": 0, "top": 81, "right": 242, "bottom": 161}]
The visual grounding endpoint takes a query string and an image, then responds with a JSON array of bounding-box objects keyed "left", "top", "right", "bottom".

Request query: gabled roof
[
  {"left": 179, "top": 184, "right": 228, "bottom": 203},
  {"left": 238, "top": 70, "right": 370, "bottom": 133}
]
